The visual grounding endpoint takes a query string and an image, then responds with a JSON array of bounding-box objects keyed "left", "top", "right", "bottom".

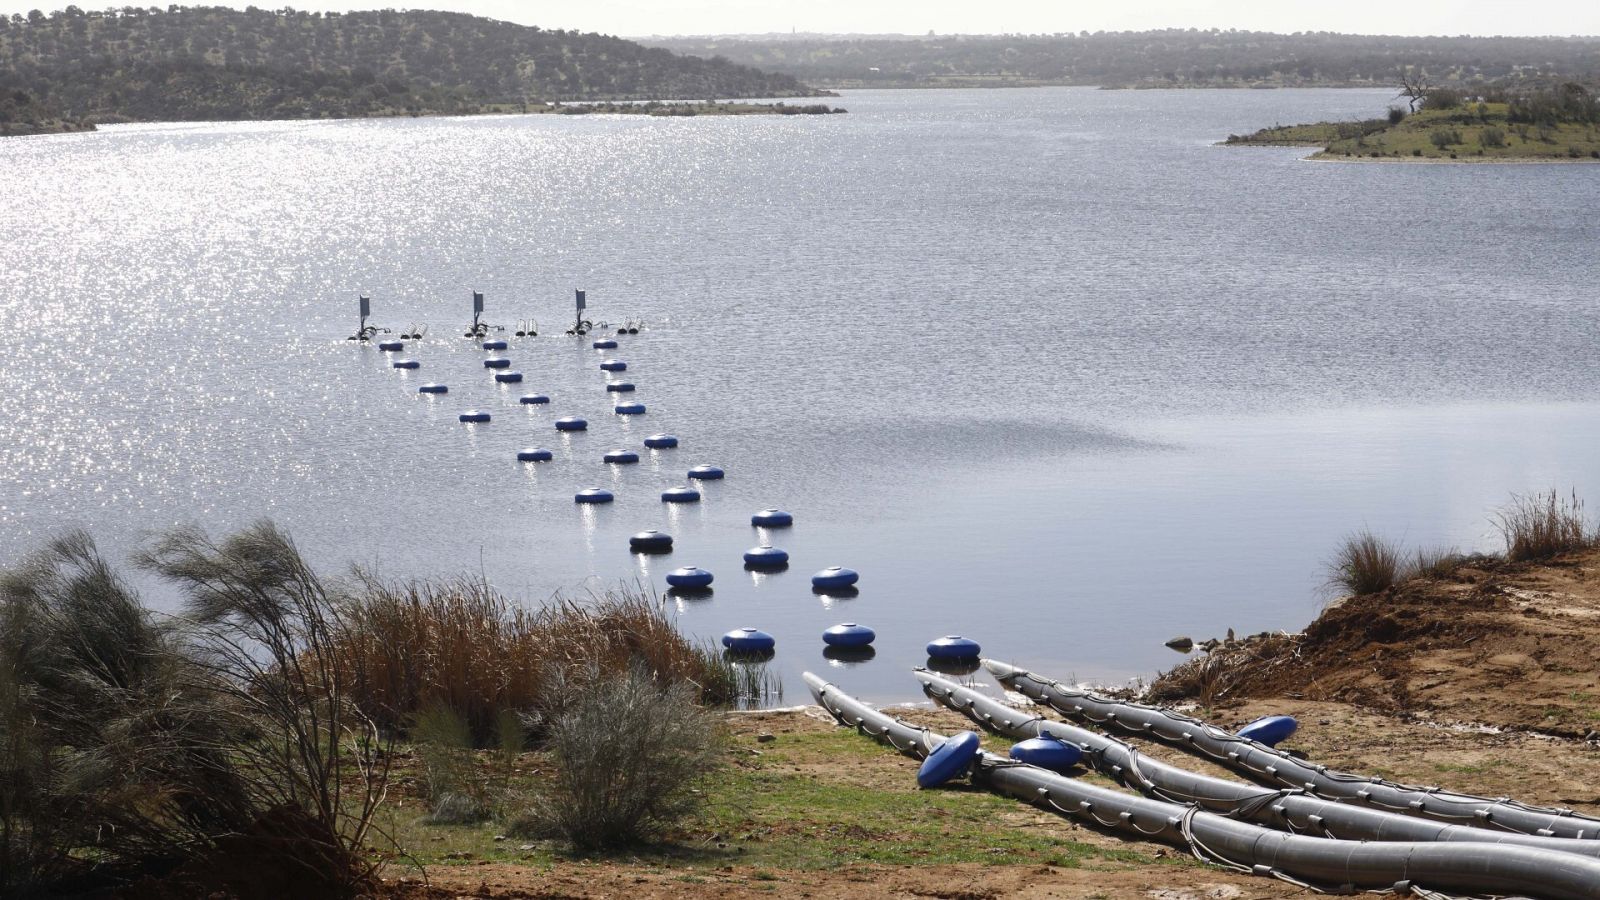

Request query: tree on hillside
[{"left": 1398, "top": 68, "right": 1431, "bottom": 112}]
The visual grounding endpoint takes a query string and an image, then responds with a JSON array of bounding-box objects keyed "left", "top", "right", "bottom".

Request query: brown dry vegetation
[{"left": 331, "top": 578, "right": 747, "bottom": 744}]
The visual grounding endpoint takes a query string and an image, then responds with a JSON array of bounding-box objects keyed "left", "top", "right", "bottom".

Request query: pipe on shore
[
  {"left": 984, "top": 659, "right": 1600, "bottom": 840},
  {"left": 803, "top": 672, "right": 1600, "bottom": 900},
  {"left": 916, "top": 668, "right": 1600, "bottom": 859}
]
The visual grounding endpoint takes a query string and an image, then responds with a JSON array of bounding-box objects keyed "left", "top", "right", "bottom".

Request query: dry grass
[
  {"left": 1409, "top": 545, "right": 1466, "bottom": 581},
  {"left": 1496, "top": 489, "right": 1597, "bottom": 562},
  {"left": 1326, "top": 530, "right": 1405, "bottom": 596},
  {"left": 329, "top": 577, "right": 746, "bottom": 744}
]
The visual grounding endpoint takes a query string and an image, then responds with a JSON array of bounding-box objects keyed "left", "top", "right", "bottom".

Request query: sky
[{"left": 3, "top": 0, "right": 1597, "bottom": 38}]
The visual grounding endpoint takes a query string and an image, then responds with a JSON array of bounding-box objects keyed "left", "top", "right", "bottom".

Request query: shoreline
[
  {"left": 1304, "top": 152, "right": 1600, "bottom": 165},
  {"left": 0, "top": 99, "right": 846, "bottom": 138}
]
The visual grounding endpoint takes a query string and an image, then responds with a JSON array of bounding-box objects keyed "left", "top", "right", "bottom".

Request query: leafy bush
[
  {"left": 412, "top": 704, "right": 491, "bottom": 825},
  {"left": 1480, "top": 125, "right": 1507, "bottom": 148},
  {"left": 1326, "top": 531, "right": 1404, "bottom": 596},
  {"left": 1428, "top": 127, "right": 1463, "bottom": 148},
  {"left": 0, "top": 525, "right": 387, "bottom": 898},
  {"left": 1423, "top": 87, "right": 1463, "bottom": 109},
  {"left": 1387, "top": 106, "right": 1407, "bottom": 125},
  {"left": 510, "top": 666, "right": 722, "bottom": 850},
  {"left": 1495, "top": 490, "right": 1596, "bottom": 562}
]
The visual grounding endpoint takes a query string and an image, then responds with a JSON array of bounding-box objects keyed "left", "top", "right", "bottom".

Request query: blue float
[
  {"left": 629, "top": 530, "right": 673, "bottom": 552},
  {"left": 574, "top": 488, "right": 614, "bottom": 504},
  {"left": 916, "top": 731, "right": 981, "bottom": 788},
  {"left": 1008, "top": 736, "right": 1084, "bottom": 772},
  {"left": 555, "top": 417, "right": 588, "bottom": 431},
  {"left": 604, "top": 449, "right": 640, "bottom": 464},
  {"left": 614, "top": 402, "right": 646, "bottom": 415},
  {"left": 743, "top": 545, "right": 789, "bottom": 569},
  {"left": 661, "top": 486, "right": 701, "bottom": 503},
  {"left": 378, "top": 340, "right": 403, "bottom": 351},
  {"left": 667, "top": 566, "right": 714, "bottom": 589},
  {"left": 484, "top": 357, "right": 511, "bottom": 369},
  {"left": 600, "top": 360, "right": 627, "bottom": 372},
  {"left": 644, "top": 433, "right": 679, "bottom": 449},
  {"left": 392, "top": 359, "right": 420, "bottom": 369},
  {"left": 687, "top": 465, "right": 725, "bottom": 480},
  {"left": 495, "top": 371, "right": 523, "bottom": 383},
  {"left": 811, "top": 567, "right": 859, "bottom": 589},
  {"left": 751, "top": 508, "right": 794, "bottom": 527},
  {"left": 458, "top": 410, "right": 491, "bottom": 423},
  {"left": 926, "top": 635, "right": 981, "bottom": 659},
  {"left": 418, "top": 383, "right": 448, "bottom": 394},
  {"left": 520, "top": 394, "right": 550, "bottom": 405},
  {"left": 517, "top": 448, "right": 553, "bottom": 462},
  {"left": 1237, "top": 715, "right": 1299, "bottom": 747},
  {"left": 605, "top": 382, "right": 636, "bottom": 393},
  {"left": 482, "top": 339, "right": 507, "bottom": 350},
  {"left": 721, "top": 627, "right": 774, "bottom": 653},
  {"left": 592, "top": 338, "right": 618, "bottom": 349},
  {"left": 822, "top": 623, "right": 875, "bottom": 647}
]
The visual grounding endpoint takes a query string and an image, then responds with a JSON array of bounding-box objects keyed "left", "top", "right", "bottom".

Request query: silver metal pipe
[
  {"left": 803, "top": 672, "right": 1600, "bottom": 900},
  {"left": 917, "top": 667, "right": 1600, "bottom": 858},
  {"left": 985, "top": 659, "right": 1600, "bottom": 840}
]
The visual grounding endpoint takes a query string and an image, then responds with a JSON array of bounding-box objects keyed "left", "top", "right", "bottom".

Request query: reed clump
[
  {"left": 1326, "top": 530, "right": 1406, "bottom": 596},
  {"left": 1495, "top": 489, "right": 1598, "bottom": 562},
  {"left": 330, "top": 578, "right": 748, "bottom": 744}
]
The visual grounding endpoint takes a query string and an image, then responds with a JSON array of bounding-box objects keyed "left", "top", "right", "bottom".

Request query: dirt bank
[{"left": 1151, "top": 549, "right": 1600, "bottom": 738}]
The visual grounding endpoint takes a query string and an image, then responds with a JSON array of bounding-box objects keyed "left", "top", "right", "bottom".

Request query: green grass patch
[
  {"left": 1432, "top": 759, "right": 1509, "bottom": 776},
  {"left": 376, "top": 726, "right": 1166, "bottom": 873}
]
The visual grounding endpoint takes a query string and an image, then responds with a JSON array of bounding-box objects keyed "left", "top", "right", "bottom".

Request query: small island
[{"left": 1226, "top": 81, "right": 1600, "bottom": 161}]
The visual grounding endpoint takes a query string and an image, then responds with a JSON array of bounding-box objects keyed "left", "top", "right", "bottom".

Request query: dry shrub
[
  {"left": 509, "top": 665, "right": 722, "bottom": 850},
  {"left": 1496, "top": 489, "right": 1597, "bottom": 562},
  {"left": 1408, "top": 545, "right": 1465, "bottom": 580},
  {"left": 1326, "top": 530, "right": 1404, "bottom": 596},
  {"left": 330, "top": 578, "right": 740, "bottom": 743}
]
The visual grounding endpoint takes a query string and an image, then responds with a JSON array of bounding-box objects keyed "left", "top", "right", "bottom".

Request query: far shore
[{"left": 1220, "top": 141, "right": 1600, "bottom": 164}]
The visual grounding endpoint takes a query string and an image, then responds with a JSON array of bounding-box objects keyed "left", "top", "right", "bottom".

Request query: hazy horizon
[{"left": 1, "top": 0, "right": 1597, "bottom": 40}]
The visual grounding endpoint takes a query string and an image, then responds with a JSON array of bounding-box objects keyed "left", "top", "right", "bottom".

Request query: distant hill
[
  {"left": 0, "top": 6, "right": 825, "bottom": 129},
  {"left": 644, "top": 30, "right": 1600, "bottom": 89}
]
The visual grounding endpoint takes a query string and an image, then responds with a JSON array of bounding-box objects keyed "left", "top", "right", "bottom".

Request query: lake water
[{"left": 4, "top": 87, "right": 1599, "bottom": 705}]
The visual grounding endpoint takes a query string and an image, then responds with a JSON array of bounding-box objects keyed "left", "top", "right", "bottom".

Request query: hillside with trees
[
  {"left": 0, "top": 84, "right": 92, "bottom": 134},
  {"left": 645, "top": 31, "right": 1600, "bottom": 90},
  {"left": 0, "top": 6, "right": 826, "bottom": 130}
]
